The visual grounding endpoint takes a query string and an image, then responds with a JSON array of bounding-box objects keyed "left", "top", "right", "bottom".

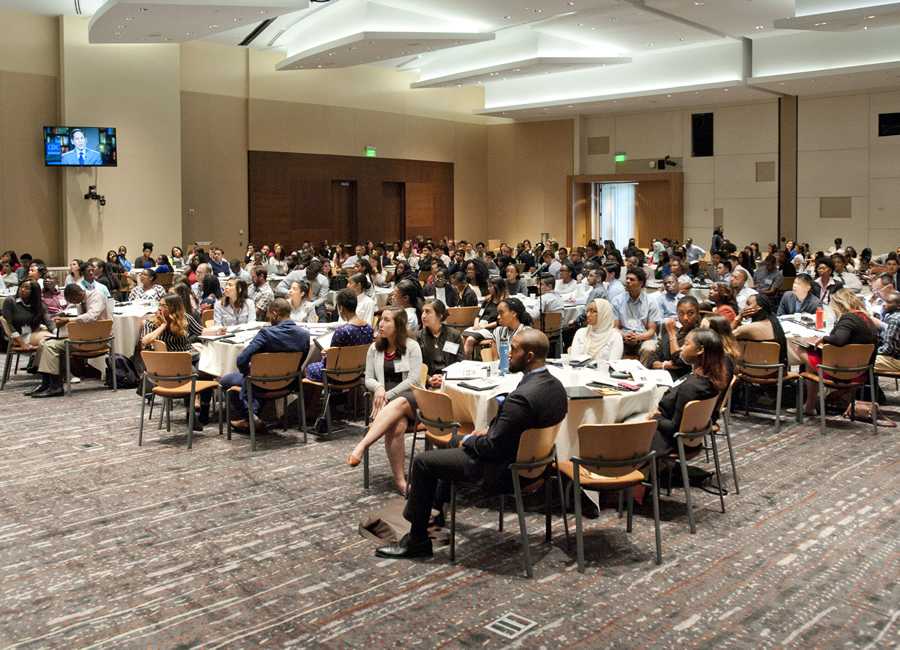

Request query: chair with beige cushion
[
  {"left": 225, "top": 351, "right": 306, "bottom": 452},
  {"left": 301, "top": 343, "right": 369, "bottom": 436},
  {"left": 556, "top": 420, "right": 662, "bottom": 572},
  {"left": 139, "top": 350, "right": 221, "bottom": 449},
  {"left": 800, "top": 343, "right": 877, "bottom": 435},
  {"left": 64, "top": 320, "right": 115, "bottom": 395},
  {"left": 448, "top": 423, "right": 567, "bottom": 578},
  {"left": 407, "top": 385, "right": 474, "bottom": 478}
]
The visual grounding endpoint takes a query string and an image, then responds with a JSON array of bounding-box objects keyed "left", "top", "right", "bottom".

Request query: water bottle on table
[{"left": 498, "top": 337, "right": 510, "bottom": 375}]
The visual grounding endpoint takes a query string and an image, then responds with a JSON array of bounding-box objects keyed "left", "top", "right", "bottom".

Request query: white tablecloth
[
  {"left": 442, "top": 364, "right": 666, "bottom": 462},
  {"left": 515, "top": 294, "right": 585, "bottom": 327},
  {"left": 111, "top": 303, "right": 157, "bottom": 356},
  {"left": 327, "top": 287, "right": 392, "bottom": 310}
]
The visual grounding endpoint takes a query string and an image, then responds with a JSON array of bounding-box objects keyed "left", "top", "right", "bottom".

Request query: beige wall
[
  {"left": 580, "top": 101, "right": 780, "bottom": 249},
  {"left": 60, "top": 16, "right": 182, "bottom": 262},
  {"left": 487, "top": 120, "right": 575, "bottom": 244},
  {"left": 0, "top": 10, "right": 60, "bottom": 263},
  {"left": 798, "top": 90, "right": 900, "bottom": 253}
]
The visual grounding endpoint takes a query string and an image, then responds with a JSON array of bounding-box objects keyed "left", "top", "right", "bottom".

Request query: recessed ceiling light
[
  {"left": 124, "top": 17, "right": 132, "bottom": 21},
  {"left": 577, "top": 22, "right": 583, "bottom": 27},
  {"left": 456, "top": 83, "right": 462, "bottom": 87},
  {"left": 233, "top": 17, "right": 242, "bottom": 22},
  {"left": 609, "top": 17, "right": 617, "bottom": 22},
  {"left": 814, "top": 21, "right": 828, "bottom": 26},
  {"left": 864, "top": 25, "right": 869, "bottom": 30},
  {"left": 117, "top": 24, "right": 124, "bottom": 29},
  {"left": 866, "top": 15, "right": 875, "bottom": 19},
  {"left": 679, "top": 36, "right": 686, "bottom": 41},
  {"left": 568, "top": 104, "right": 574, "bottom": 108},
  {"left": 259, "top": 10, "right": 266, "bottom": 14},
  {"left": 328, "top": 52, "right": 334, "bottom": 56},
  {"left": 693, "top": 1, "right": 704, "bottom": 5},
  {"left": 138, "top": 7, "right": 150, "bottom": 12},
  {"left": 513, "top": 68, "right": 521, "bottom": 72},
  {"left": 185, "top": 31, "right": 192, "bottom": 37},
  {"left": 755, "top": 25, "right": 765, "bottom": 30},
  {"left": 208, "top": 24, "right": 218, "bottom": 29},
  {"left": 591, "top": 26, "right": 596, "bottom": 30},
  {"left": 504, "top": 15, "right": 512, "bottom": 19},
  {"left": 568, "top": 1, "right": 576, "bottom": 6},
  {"left": 534, "top": 8, "right": 543, "bottom": 13},
  {"left": 648, "top": 41, "right": 654, "bottom": 46},
  {"left": 723, "top": 88, "right": 729, "bottom": 92},
  {"left": 666, "top": 94, "right": 672, "bottom": 98}
]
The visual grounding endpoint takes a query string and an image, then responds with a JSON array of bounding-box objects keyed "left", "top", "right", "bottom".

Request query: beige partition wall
[
  {"left": 0, "top": 10, "right": 61, "bottom": 263},
  {"left": 60, "top": 16, "right": 183, "bottom": 262},
  {"left": 778, "top": 96, "right": 798, "bottom": 243}
]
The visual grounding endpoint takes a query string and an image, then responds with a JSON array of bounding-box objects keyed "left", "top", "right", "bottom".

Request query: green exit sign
[
  {"left": 364, "top": 146, "right": 377, "bottom": 158},
  {"left": 615, "top": 152, "right": 627, "bottom": 163}
]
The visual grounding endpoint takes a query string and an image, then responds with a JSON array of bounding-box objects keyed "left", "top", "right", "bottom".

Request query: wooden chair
[
  {"left": 736, "top": 340, "right": 802, "bottom": 432},
  {"left": 538, "top": 310, "right": 564, "bottom": 357},
  {"left": 445, "top": 306, "right": 479, "bottom": 331},
  {"left": 138, "top": 351, "right": 221, "bottom": 449},
  {"left": 779, "top": 276, "right": 796, "bottom": 291},
  {"left": 64, "top": 320, "right": 115, "bottom": 395},
  {"left": 448, "top": 423, "right": 567, "bottom": 578},
  {"left": 201, "top": 309, "right": 215, "bottom": 326},
  {"left": 407, "top": 386, "right": 474, "bottom": 478},
  {"left": 156, "top": 272, "right": 174, "bottom": 290},
  {"left": 1, "top": 316, "right": 38, "bottom": 390},
  {"left": 225, "top": 351, "right": 306, "bottom": 451},
  {"left": 800, "top": 344, "right": 877, "bottom": 435},
  {"left": 556, "top": 420, "right": 662, "bottom": 572},
  {"left": 709, "top": 377, "right": 740, "bottom": 495},
  {"left": 480, "top": 345, "right": 498, "bottom": 362},
  {"left": 664, "top": 396, "right": 721, "bottom": 534},
  {"left": 301, "top": 343, "right": 369, "bottom": 436}
]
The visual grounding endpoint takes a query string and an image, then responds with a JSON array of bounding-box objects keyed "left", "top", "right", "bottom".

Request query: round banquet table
[
  {"left": 515, "top": 294, "right": 586, "bottom": 328},
  {"left": 111, "top": 303, "right": 157, "bottom": 356},
  {"left": 441, "top": 364, "right": 667, "bottom": 463}
]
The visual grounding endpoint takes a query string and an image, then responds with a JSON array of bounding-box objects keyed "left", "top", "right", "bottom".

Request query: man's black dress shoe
[
  {"left": 32, "top": 385, "right": 64, "bottom": 398},
  {"left": 375, "top": 534, "right": 433, "bottom": 559}
]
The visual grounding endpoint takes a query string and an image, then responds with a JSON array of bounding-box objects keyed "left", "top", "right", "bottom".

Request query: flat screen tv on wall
[{"left": 43, "top": 126, "right": 117, "bottom": 167}]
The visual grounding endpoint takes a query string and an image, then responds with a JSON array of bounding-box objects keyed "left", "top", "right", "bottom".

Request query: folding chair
[
  {"left": 556, "top": 420, "right": 662, "bottom": 572},
  {"left": 138, "top": 351, "right": 221, "bottom": 449},
  {"left": 225, "top": 351, "right": 306, "bottom": 451},
  {"left": 301, "top": 343, "right": 369, "bottom": 434},
  {"left": 64, "top": 320, "right": 115, "bottom": 395},
  {"left": 407, "top": 385, "right": 474, "bottom": 479}
]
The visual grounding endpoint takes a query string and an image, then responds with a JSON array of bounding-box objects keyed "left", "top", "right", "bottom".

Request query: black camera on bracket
[{"left": 84, "top": 185, "right": 106, "bottom": 207}]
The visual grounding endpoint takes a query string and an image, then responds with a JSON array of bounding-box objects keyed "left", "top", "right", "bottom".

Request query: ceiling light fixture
[{"left": 755, "top": 25, "right": 764, "bottom": 30}]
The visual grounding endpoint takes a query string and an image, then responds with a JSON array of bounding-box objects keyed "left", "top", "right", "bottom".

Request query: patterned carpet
[{"left": 0, "top": 358, "right": 898, "bottom": 648}]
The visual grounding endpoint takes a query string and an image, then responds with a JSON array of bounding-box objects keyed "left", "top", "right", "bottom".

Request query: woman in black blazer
[{"left": 651, "top": 328, "right": 732, "bottom": 454}]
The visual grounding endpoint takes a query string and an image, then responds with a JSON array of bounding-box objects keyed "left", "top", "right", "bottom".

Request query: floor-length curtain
[{"left": 599, "top": 182, "right": 636, "bottom": 249}]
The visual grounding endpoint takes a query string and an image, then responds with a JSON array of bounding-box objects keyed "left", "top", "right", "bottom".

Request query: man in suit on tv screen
[{"left": 60, "top": 129, "right": 103, "bottom": 166}]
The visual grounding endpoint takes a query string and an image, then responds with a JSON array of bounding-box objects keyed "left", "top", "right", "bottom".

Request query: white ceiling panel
[
  {"left": 276, "top": 31, "right": 493, "bottom": 70},
  {"left": 88, "top": 0, "right": 305, "bottom": 44},
  {"left": 751, "top": 60, "right": 900, "bottom": 95},
  {"left": 774, "top": 1, "right": 900, "bottom": 31},
  {"left": 411, "top": 56, "right": 630, "bottom": 88},
  {"left": 646, "top": 0, "right": 795, "bottom": 37}
]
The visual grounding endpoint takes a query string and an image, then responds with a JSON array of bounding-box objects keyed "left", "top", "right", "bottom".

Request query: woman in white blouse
[
  {"left": 213, "top": 278, "right": 255, "bottom": 328},
  {"left": 347, "top": 273, "right": 375, "bottom": 325},
  {"left": 289, "top": 280, "right": 318, "bottom": 323},
  {"left": 569, "top": 298, "right": 624, "bottom": 362}
]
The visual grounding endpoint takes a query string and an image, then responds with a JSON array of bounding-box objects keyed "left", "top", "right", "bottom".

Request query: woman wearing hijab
[
  {"left": 650, "top": 240, "right": 666, "bottom": 266},
  {"left": 733, "top": 293, "right": 789, "bottom": 368},
  {"left": 569, "top": 298, "right": 624, "bottom": 362}
]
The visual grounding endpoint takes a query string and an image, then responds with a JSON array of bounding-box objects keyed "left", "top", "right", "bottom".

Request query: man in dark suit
[
  {"left": 376, "top": 329, "right": 567, "bottom": 559},
  {"left": 60, "top": 129, "right": 103, "bottom": 165},
  {"left": 217, "top": 298, "right": 310, "bottom": 431}
]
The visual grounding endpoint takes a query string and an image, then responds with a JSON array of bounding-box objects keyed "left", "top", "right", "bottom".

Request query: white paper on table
[
  {"left": 610, "top": 359, "right": 647, "bottom": 375},
  {"left": 443, "top": 360, "right": 490, "bottom": 380},
  {"left": 642, "top": 369, "right": 675, "bottom": 387}
]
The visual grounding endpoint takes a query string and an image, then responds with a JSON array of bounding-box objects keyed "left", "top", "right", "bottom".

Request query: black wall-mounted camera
[{"left": 84, "top": 185, "right": 106, "bottom": 207}]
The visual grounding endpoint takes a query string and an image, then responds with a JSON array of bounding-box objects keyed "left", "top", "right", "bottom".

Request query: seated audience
[
  {"left": 209, "top": 248, "right": 232, "bottom": 277},
  {"left": 874, "top": 291, "right": 900, "bottom": 374},
  {"left": 133, "top": 244, "right": 155, "bottom": 270},
  {"left": 645, "top": 295, "right": 701, "bottom": 378},
  {"left": 654, "top": 274, "right": 680, "bottom": 322},
  {"left": 40, "top": 278, "right": 66, "bottom": 316},
  {"left": 777, "top": 274, "right": 820, "bottom": 316},
  {"left": 505, "top": 264, "right": 527, "bottom": 296},
  {"left": 154, "top": 255, "right": 173, "bottom": 274},
  {"left": 605, "top": 262, "right": 626, "bottom": 303},
  {"left": 219, "top": 298, "right": 310, "bottom": 431},
  {"left": 288, "top": 280, "right": 318, "bottom": 323},
  {"left": 248, "top": 268, "right": 275, "bottom": 320},
  {"left": 417, "top": 300, "right": 463, "bottom": 385},
  {"left": 611, "top": 267, "right": 659, "bottom": 361},
  {"left": 346, "top": 273, "right": 376, "bottom": 324},
  {"left": 708, "top": 282, "right": 740, "bottom": 326},
  {"left": 485, "top": 297, "right": 532, "bottom": 359},
  {"left": 392, "top": 278, "right": 423, "bottom": 335},
  {"left": 791, "top": 289, "right": 878, "bottom": 416},
  {"left": 702, "top": 314, "right": 741, "bottom": 361},
  {"left": 753, "top": 255, "right": 783, "bottom": 298},
  {"left": 554, "top": 263, "right": 578, "bottom": 295},
  {"left": 462, "top": 278, "right": 507, "bottom": 358},
  {"left": 734, "top": 294, "right": 789, "bottom": 368},
  {"left": 814, "top": 258, "right": 842, "bottom": 305},
  {"left": 449, "top": 271, "right": 479, "bottom": 307},
  {"left": 1, "top": 281, "right": 54, "bottom": 355},
  {"left": 581, "top": 266, "right": 608, "bottom": 302},
  {"left": 129, "top": 268, "right": 166, "bottom": 302},
  {"left": 140, "top": 294, "right": 202, "bottom": 354},
  {"left": 348, "top": 308, "right": 424, "bottom": 495},
  {"left": 569, "top": 298, "right": 623, "bottom": 362},
  {"left": 214, "top": 278, "right": 255, "bottom": 328},
  {"left": 375, "top": 330, "right": 566, "bottom": 560},
  {"left": 730, "top": 269, "right": 757, "bottom": 311},
  {"left": 305, "top": 289, "right": 374, "bottom": 382},
  {"left": 64, "top": 258, "right": 82, "bottom": 286},
  {"left": 832, "top": 253, "right": 861, "bottom": 292},
  {"left": 29, "top": 284, "right": 109, "bottom": 398},
  {"left": 650, "top": 328, "right": 732, "bottom": 454}
]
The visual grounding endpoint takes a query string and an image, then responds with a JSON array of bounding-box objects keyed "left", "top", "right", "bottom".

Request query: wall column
[{"left": 778, "top": 95, "right": 798, "bottom": 243}]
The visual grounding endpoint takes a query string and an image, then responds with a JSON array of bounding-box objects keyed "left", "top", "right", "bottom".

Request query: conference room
[{"left": 1, "top": 0, "right": 900, "bottom": 647}]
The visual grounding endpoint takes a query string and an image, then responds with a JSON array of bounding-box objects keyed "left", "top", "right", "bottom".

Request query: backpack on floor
[{"left": 105, "top": 353, "right": 140, "bottom": 389}]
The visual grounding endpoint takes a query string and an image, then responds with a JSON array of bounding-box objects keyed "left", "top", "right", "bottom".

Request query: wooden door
[{"left": 382, "top": 182, "right": 405, "bottom": 241}]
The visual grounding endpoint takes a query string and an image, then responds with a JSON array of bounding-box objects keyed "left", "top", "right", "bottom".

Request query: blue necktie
[{"left": 79, "top": 152, "right": 84, "bottom": 166}]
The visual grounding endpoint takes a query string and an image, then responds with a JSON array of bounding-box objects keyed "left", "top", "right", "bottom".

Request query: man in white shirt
[
  {"left": 685, "top": 239, "right": 706, "bottom": 265},
  {"left": 342, "top": 244, "right": 366, "bottom": 270},
  {"left": 191, "top": 263, "right": 211, "bottom": 301},
  {"left": 654, "top": 274, "right": 680, "bottom": 323},
  {"left": 30, "top": 285, "right": 109, "bottom": 398},
  {"left": 827, "top": 237, "right": 845, "bottom": 256},
  {"left": 527, "top": 276, "right": 563, "bottom": 322},
  {"left": 554, "top": 263, "right": 578, "bottom": 295},
  {"left": 540, "top": 251, "right": 562, "bottom": 279},
  {"left": 731, "top": 269, "right": 758, "bottom": 311}
]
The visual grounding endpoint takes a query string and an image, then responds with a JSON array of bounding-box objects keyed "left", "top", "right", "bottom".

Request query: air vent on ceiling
[{"left": 240, "top": 18, "right": 275, "bottom": 46}]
